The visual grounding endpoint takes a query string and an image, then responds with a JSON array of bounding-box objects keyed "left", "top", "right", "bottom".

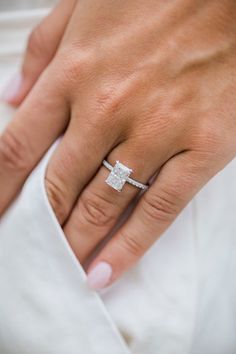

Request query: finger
[
  {"left": 0, "top": 66, "right": 68, "bottom": 215},
  {"left": 63, "top": 141, "right": 158, "bottom": 264},
  {"left": 44, "top": 115, "right": 120, "bottom": 226},
  {"left": 1, "top": 0, "right": 77, "bottom": 106},
  {"left": 87, "top": 151, "right": 212, "bottom": 289}
]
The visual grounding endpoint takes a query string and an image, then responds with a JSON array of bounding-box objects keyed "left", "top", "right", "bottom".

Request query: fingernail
[
  {"left": 1, "top": 73, "right": 23, "bottom": 103},
  {"left": 87, "top": 262, "right": 112, "bottom": 290}
]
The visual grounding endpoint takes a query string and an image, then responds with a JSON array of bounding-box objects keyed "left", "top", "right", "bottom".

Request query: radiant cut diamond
[{"left": 105, "top": 161, "right": 132, "bottom": 191}]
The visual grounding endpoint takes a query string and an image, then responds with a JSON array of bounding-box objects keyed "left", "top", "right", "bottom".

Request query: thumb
[{"left": 1, "top": 0, "right": 77, "bottom": 106}]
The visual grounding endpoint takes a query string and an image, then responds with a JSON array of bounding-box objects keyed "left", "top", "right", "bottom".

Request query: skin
[{"left": 1, "top": 0, "right": 236, "bottom": 287}]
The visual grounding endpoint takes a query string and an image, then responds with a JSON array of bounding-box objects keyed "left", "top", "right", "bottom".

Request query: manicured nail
[
  {"left": 87, "top": 262, "right": 112, "bottom": 290},
  {"left": 1, "top": 73, "right": 23, "bottom": 103}
]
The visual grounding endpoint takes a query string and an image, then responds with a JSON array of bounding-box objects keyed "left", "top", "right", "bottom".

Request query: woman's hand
[{"left": 1, "top": 0, "right": 236, "bottom": 289}]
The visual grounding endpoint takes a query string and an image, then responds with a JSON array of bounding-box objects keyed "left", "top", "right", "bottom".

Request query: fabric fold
[
  {"left": 0, "top": 142, "right": 131, "bottom": 354},
  {"left": 0, "top": 6, "right": 236, "bottom": 354}
]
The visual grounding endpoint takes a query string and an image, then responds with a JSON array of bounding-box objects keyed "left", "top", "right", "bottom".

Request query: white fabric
[
  {"left": 0, "top": 7, "right": 236, "bottom": 354},
  {"left": 0, "top": 0, "right": 56, "bottom": 12}
]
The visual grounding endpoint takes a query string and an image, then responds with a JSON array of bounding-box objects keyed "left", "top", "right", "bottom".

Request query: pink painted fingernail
[
  {"left": 1, "top": 73, "right": 23, "bottom": 103},
  {"left": 87, "top": 262, "right": 112, "bottom": 290}
]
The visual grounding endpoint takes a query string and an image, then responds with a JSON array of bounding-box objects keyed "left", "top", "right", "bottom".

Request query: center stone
[{"left": 105, "top": 161, "right": 132, "bottom": 192}]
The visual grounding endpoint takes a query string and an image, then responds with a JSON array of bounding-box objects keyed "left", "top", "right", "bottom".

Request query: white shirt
[{"left": 0, "top": 5, "right": 236, "bottom": 354}]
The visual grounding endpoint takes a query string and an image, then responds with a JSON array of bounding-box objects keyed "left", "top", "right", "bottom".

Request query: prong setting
[
  {"left": 103, "top": 159, "right": 148, "bottom": 192},
  {"left": 105, "top": 161, "right": 132, "bottom": 191}
]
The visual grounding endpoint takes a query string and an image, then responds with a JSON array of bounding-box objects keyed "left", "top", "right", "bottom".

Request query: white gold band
[{"left": 103, "top": 160, "right": 149, "bottom": 192}]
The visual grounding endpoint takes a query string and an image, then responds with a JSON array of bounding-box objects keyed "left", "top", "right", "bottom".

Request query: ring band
[{"left": 103, "top": 160, "right": 149, "bottom": 192}]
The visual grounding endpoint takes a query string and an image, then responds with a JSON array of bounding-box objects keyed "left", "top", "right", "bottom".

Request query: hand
[{"left": 1, "top": 0, "right": 236, "bottom": 289}]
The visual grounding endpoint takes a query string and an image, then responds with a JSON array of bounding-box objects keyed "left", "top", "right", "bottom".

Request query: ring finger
[{"left": 63, "top": 140, "right": 171, "bottom": 265}]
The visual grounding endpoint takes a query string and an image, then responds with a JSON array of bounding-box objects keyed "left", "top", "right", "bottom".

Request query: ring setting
[{"left": 103, "top": 160, "right": 149, "bottom": 192}]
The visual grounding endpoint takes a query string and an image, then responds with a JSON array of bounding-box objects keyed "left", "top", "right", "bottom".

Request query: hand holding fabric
[{"left": 1, "top": 0, "right": 236, "bottom": 289}]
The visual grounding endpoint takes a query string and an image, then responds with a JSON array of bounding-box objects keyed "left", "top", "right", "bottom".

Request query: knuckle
[
  {"left": 58, "top": 49, "right": 94, "bottom": 86},
  {"left": 141, "top": 189, "right": 180, "bottom": 224},
  {"left": 95, "top": 87, "right": 125, "bottom": 116},
  {"left": 201, "top": 132, "right": 220, "bottom": 153},
  {"left": 191, "top": 123, "right": 225, "bottom": 173},
  {"left": 27, "top": 24, "right": 50, "bottom": 58},
  {"left": 194, "top": 122, "right": 221, "bottom": 154},
  {"left": 45, "top": 176, "right": 70, "bottom": 225},
  {"left": 118, "top": 230, "right": 144, "bottom": 258},
  {"left": 0, "top": 129, "right": 33, "bottom": 172},
  {"left": 94, "top": 78, "right": 135, "bottom": 118},
  {"left": 79, "top": 191, "right": 116, "bottom": 228}
]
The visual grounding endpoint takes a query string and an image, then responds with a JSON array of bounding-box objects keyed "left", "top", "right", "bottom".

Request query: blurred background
[{"left": 0, "top": 0, "right": 55, "bottom": 11}]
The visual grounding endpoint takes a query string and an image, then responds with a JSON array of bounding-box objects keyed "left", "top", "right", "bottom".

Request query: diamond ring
[{"left": 103, "top": 160, "right": 149, "bottom": 192}]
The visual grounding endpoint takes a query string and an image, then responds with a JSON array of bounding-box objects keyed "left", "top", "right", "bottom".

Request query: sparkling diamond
[{"left": 105, "top": 161, "right": 132, "bottom": 191}]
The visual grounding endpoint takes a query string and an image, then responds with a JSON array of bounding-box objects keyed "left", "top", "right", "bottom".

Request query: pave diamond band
[{"left": 103, "top": 160, "right": 149, "bottom": 192}]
